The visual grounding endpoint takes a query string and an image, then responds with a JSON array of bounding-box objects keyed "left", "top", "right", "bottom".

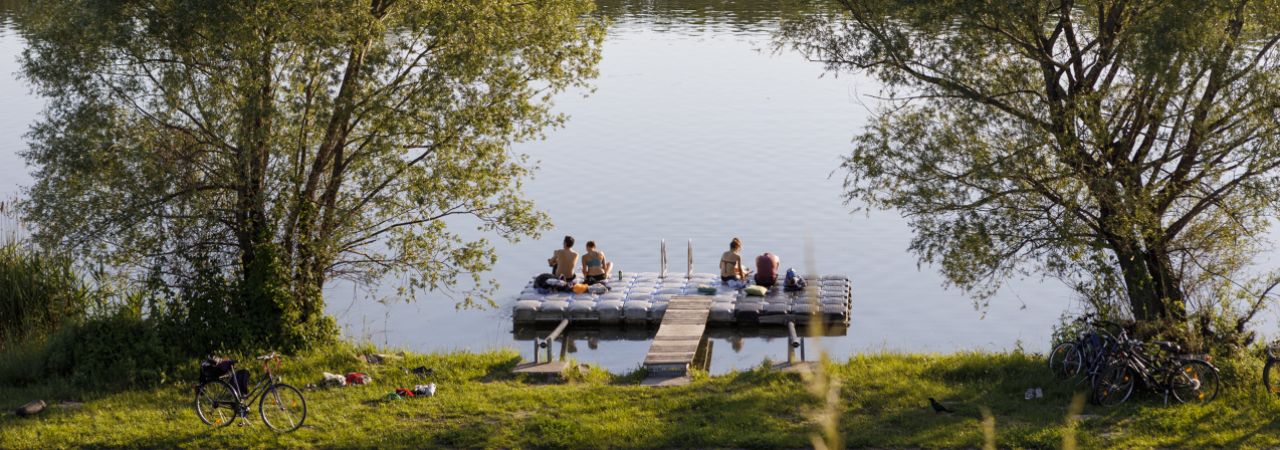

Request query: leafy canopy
[
  {"left": 19, "top": 0, "right": 604, "bottom": 316},
  {"left": 780, "top": 0, "right": 1280, "bottom": 333}
]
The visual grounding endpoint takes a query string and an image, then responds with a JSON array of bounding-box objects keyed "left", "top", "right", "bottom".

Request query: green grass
[{"left": 2, "top": 344, "right": 1279, "bottom": 449}]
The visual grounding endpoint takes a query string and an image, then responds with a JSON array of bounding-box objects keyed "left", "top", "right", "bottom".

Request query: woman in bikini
[{"left": 580, "top": 240, "right": 613, "bottom": 284}]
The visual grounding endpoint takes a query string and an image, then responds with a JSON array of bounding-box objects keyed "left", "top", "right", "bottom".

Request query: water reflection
[
  {"left": 512, "top": 323, "right": 849, "bottom": 342},
  {"left": 594, "top": 0, "right": 830, "bottom": 34}
]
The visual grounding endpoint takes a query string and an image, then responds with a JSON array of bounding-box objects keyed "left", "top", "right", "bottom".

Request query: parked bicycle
[
  {"left": 1048, "top": 315, "right": 1122, "bottom": 386},
  {"left": 1091, "top": 336, "right": 1220, "bottom": 406},
  {"left": 195, "top": 352, "right": 307, "bottom": 432},
  {"left": 1263, "top": 340, "right": 1280, "bottom": 397}
]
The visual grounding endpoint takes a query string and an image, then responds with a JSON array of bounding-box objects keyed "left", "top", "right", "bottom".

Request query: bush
[
  {"left": 0, "top": 336, "right": 58, "bottom": 386},
  {"left": 0, "top": 242, "right": 337, "bottom": 389},
  {"left": 231, "top": 243, "right": 336, "bottom": 353},
  {"left": 153, "top": 244, "right": 337, "bottom": 357},
  {"left": 43, "top": 311, "right": 180, "bottom": 388}
]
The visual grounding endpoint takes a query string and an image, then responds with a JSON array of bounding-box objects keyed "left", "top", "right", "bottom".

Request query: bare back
[
  {"left": 552, "top": 248, "right": 579, "bottom": 278},
  {"left": 720, "top": 250, "right": 742, "bottom": 278}
]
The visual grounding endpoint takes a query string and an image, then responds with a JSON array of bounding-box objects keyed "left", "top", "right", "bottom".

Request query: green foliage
[
  {"left": 0, "top": 337, "right": 57, "bottom": 386},
  {"left": 149, "top": 245, "right": 336, "bottom": 358},
  {"left": 0, "top": 242, "right": 95, "bottom": 349},
  {"left": 17, "top": 0, "right": 605, "bottom": 353},
  {"left": 778, "top": 0, "right": 1280, "bottom": 336},
  {"left": 150, "top": 255, "right": 237, "bottom": 357},
  {"left": 41, "top": 310, "right": 178, "bottom": 388},
  {"left": 230, "top": 244, "right": 336, "bottom": 353}
]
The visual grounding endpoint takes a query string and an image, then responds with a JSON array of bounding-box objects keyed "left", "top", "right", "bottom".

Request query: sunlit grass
[{"left": 2, "top": 345, "right": 1279, "bottom": 449}]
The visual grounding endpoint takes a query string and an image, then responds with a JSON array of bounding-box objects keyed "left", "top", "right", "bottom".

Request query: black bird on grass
[
  {"left": 405, "top": 366, "right": 434, "bottom": 378},
  {"left": 928, "top": 397, "right": 954, "bottom": 413}
]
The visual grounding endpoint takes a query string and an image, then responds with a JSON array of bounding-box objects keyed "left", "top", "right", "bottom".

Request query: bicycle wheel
[
  {"left": 1265, "top": 359, "right": 1280, "bottom": 398},
  {"left": 1049, "top": 342, "right": 1083, "bottom": 379},
  {"left": 1093, "top": 364, "right": 1135, "bottom": 406},
  {"left": 259, "top": 383, "right": 307, "bottom": 432},
  {"left": 195, "top": 380, "right": 239, "bottom": 428},
  {"left": 1171, "top": 360, "right": 1220, "bottom": 404}
]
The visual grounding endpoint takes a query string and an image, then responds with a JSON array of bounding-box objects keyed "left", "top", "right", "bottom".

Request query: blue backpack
[{"left": 784, "top": 268, "right": 806, "bottom": 292}]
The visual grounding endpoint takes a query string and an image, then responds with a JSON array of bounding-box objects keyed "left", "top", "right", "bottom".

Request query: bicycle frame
[
  {"left": 224, "top": 357, "right": 283, "bottom": 409},
  {"left": 1110, "top": 340, "right": 1201, "bottom": 402}
]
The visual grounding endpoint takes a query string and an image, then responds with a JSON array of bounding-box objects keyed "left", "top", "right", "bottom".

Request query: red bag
[{"left": 346, "top": 372, "right": 370, "bottom": 385}]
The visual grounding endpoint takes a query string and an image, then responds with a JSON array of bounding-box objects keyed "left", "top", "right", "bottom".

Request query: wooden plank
[
  {"left": 665, "top": 313, "right": 708, "bottom": 320},
  {"left": 648, "top": 344, "right": 697, "bottom": 353},
  {"left": 668, "top": 304, "right": 712, "bottom": 311},
  {"left": 654, "top": 324, "right": 704, "bottom": 335},
  {"left": 665, "top": 310, "right": 707, "bottom": 317},
  {"left": 645, "top": 354, "right": 697, "bottom": 364},
  {"left": 662, "top": 318, "right": 709, "bottom": 325},
  {"left": 647, "top": 353, "right": 697, "bottom": 361},
  {"left": 642, "top": 296, "right": 713, "bottom": 382}
]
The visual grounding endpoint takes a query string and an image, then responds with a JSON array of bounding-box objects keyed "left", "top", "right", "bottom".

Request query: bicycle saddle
[{"left": 1153, "top": 340, "right": 1182, "bottom": 352}]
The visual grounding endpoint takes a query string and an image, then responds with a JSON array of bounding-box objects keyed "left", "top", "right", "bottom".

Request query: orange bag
[{"left": 572, "top": 283, "right": 588, "bottom": 294}]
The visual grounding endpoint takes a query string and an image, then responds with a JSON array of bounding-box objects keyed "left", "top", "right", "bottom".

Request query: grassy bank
[{"left": 2, "top": 344, "right": 1279, "bottom": 449}]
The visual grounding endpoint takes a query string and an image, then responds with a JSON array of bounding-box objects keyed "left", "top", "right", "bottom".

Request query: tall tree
[
  {"left": 19, "top": 0, "right": 603, "bottom": 347},
  {"left": 779, "top": 0, "right": 1280, "bottom": 332}
]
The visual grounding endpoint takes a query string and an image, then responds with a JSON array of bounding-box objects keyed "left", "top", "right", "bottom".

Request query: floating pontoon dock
[
  {"left": 510, "top": 240, "right": 853, "bottom": 383},
  {"left": 513, "top": 239, "right": 852, "bottom": 327},
  {"left": 511, "top": 271, "right": 853, "bottom": 326}
]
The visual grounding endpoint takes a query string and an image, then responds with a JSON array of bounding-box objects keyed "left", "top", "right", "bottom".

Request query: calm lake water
[{"left": 0, "top": 2, "right": 1093, "bottom": 373}]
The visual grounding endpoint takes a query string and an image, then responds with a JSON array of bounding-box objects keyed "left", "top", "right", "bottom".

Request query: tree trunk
[
  {"left": 1112, "top": 239, "right": 1164, "bottom": 321},
  {"left": 287, "top": 34, "right": 374, "bottom": 315},
  {"left": 1142, "top": 243, "right": 1187, "bottom": 322},
  {"left": 233, "top": 38, "right": 276, "bottom": 270}
]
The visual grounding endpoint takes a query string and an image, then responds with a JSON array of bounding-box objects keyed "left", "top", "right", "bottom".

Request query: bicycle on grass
[
  {"left": 1262, "top": 340, "right": 1280, "bottom": 397},
  {"left": 194, "top": 352, "right": 307, "bottom": 432},
  {"left": 1048, "top": 315, "right": 1122, "bottom": 386},
  {"left": 1092, "top": 336, "right": 1220, "bottom": 406}
]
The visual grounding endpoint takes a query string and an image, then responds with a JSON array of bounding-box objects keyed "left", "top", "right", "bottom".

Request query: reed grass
[{"left": 0, "top": 241, "right": 95, "bottom": 350}]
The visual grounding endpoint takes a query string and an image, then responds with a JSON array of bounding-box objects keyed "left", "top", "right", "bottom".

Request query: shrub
[
  {"left": 153, "top": 244, "right": 337, "bottom": 357},
  {"left": 0, "top": 336, "right": 58, "bottom": 385},
  {"left": 43, "top": 310, "right": 179, "bottom": 388}
]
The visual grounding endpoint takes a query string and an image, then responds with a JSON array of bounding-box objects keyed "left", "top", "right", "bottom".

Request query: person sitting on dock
[
  {"left": 720, "top": 237, "right": 749, "bottom": 286},
  {"left": 581, "top": 240, "right": 613, "bottom": 285},
  {"left": 548, "top": 235, "right": 579, "bottom": 282},
  {"left": 754, "top": 252, "right": 780, "bottom": 287}
]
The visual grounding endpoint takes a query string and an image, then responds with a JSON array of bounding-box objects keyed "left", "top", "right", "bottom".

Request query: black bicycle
[
  {"left": 1092, "top": 337, "right": 1220, "bottom": 406},
  {"left": 1263, "top": 340, "right": 1280, "bottom": 398},
  {"left": 1048, "top": 316, "right": 1121, "bottom": 386},
  {"left": 195, "top": 352, "right": 307, "bottom": 432}
]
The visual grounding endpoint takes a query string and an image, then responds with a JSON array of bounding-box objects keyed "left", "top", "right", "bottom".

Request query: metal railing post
[
  {"left": 787, "top": 321, "right": 802, "bottom": 364},
  {"left": 537, "top": 319, "right": 570, "bottom": 364}
]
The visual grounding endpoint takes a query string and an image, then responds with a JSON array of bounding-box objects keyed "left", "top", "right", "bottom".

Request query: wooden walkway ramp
[{"left": 642, "top": 296, "right": 713, "bottom": 385}]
